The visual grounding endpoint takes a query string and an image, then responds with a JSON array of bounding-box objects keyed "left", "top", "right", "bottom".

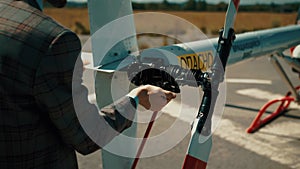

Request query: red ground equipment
[{"left": 247, "top": 54, "right": 300, "bottom": 133}]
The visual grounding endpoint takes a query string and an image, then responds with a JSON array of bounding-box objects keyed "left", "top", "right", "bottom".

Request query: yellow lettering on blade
[{"left": 177, "top": 51, "right": 214, "bottom": 71}]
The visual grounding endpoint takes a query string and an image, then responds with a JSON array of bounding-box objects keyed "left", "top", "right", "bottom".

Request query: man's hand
[{"left": 135, "top": 85, "right": 176, "bottom": 111}]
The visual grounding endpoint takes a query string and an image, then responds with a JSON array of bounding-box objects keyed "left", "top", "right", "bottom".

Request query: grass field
[{"left": 44, "top": 8, "right": 297, "bottom": 35}]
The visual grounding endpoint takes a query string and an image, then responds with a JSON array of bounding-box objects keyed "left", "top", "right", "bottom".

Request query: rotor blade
[
  {"left": 223, "top": 0, "right": 240, "bottom": 39},
  {"left": 182, "top": 1, "right": 240, "bottom": 169}
]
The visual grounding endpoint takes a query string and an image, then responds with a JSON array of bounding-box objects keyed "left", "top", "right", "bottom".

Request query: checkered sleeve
[
  {"left": 33, "top": 30, "right": 102, "bottom": 154},
  {"left": 33, "top": 30, "right": 137, "bottom": 155}
]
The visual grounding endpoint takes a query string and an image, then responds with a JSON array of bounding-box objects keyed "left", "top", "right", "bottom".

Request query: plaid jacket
[{"left": 0, "top": 0, "right": 136, "bottom": 168}]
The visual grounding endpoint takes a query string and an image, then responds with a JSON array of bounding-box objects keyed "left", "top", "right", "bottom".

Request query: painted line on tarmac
[
  {"left": 214, "top": 118, "right": 300, "bottom": 169},
  {"left": 226, "top": 78, "right": 272, "bottom": 85},
  {"left": 87, "top": 88, "right": 300, "bottom": 168},
  {"left": 220, "top": 88, "right": 300, "bottom": 168},
  {"left": 236, "top": 88, "right": 299, "bottom": 109}
]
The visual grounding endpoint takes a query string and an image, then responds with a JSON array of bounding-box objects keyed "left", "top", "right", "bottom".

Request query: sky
[{"left": 68, "top": 0, "right": 300, "bottom": 5}]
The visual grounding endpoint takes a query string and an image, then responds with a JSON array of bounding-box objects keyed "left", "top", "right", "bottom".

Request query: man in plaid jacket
[{"left": 0, "top": 0, "right": 176, "bottom": 168}]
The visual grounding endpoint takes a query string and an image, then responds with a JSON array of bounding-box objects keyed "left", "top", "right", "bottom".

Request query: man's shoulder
[
  {"left": 0, "top": 0, "right": 77, "bottom": 51},
  {"left": 1, "top": 0, "right": 70, "bottom": 37}
]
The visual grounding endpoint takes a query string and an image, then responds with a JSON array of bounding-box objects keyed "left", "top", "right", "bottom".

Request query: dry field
[{"left": 44, "top": 8, "right": 297, "bottom": 35}]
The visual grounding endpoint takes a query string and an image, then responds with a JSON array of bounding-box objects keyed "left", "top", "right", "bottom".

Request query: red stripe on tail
[
  {"left": 233, "top": 0, "right": 240, "bottom": 11},
  {"left": 182, "top": 154, "right": 207, "bottom": 169}
]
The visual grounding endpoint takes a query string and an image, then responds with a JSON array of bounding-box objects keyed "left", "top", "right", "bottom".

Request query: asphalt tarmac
[{"left": 77, "top": 36, "right": 300, "bottom": 169}]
